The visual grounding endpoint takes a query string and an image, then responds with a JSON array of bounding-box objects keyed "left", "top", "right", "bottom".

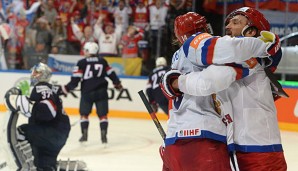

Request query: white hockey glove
[
  {"left": 16, "top": 95, "right": 31, "bottom": 118},
  {"left": 159, "top": 69, "right": 183, "bottom": 99},
  {"left": 258, "top": 31, "right": 281, "bottom": 56}
]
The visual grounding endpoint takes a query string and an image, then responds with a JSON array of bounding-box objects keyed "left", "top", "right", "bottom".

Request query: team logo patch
[{"left": 178, "top": 129, "right": 201, "bottom": 137}]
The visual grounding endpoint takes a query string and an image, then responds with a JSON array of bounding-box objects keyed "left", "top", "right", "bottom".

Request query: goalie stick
[{"left": 138, "top": 90, "right": 166, "bottom": 140}]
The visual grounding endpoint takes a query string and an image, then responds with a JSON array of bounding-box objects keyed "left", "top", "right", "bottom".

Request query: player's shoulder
[{"left": 30, "top": 83, "right": 52, "bottom": 101}]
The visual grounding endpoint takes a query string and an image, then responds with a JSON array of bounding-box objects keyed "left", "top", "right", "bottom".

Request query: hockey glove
[
  {"left": 114, "top": 83, "right": 123, "bottom": 91},
  {"left": 159, "top": 69, "right": 183, "bottom": 99},
  {"left": 258, "top": 31, "right": 281, "bottom": 56},
  {"left": 16, "top": 95, "right": 31, "bottom": 118},
  {"left": 58, "top": 85, "right": 69, "bottom": 97},
  {"left": 150, "top": 101, "right": 158, "bottom": 113}
]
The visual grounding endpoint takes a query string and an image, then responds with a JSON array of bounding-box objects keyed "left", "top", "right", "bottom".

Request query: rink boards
[{"left": 0, "top": 71, "right": 296, "bottom": 131}]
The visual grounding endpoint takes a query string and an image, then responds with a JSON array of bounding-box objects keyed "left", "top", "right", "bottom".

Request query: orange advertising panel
[{"left": 275, "top": 87, "right": 298, "bottom": 131}]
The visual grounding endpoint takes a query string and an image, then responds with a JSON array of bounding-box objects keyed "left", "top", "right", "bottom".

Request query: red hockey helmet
[
  {"left": 174, "top": 12, "right": 213, "bottom": 44},
  {"left": 225, "top": 7, "right": 270, "bottom": 35}
]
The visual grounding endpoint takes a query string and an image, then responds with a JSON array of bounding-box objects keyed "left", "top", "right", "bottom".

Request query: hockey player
[
  {"left": 61, "top": 42, "right": 123, "bottom": 144},
  {"left": 17, "top": 62, "right": 71, "bottom": 171},
  {"left": 145, "top": 57, "right": 170, "bottom": 114},
  {"left": 158, "top": 12, "right": 282, "bottom": 171},
  {"left": 161, "top": 8, "right": 286, "bottom": 171}
]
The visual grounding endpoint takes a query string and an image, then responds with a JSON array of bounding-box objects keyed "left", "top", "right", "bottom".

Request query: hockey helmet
[
  {"left": 174, "top": 12, "right": 213, "bottom": 44},
  {"left": 30, "top": 62, "right": 52, "bottom": 86},
  {"left": 225, "top": 7, "right": 270, "bottom": 36},
  {"left": 83, "top": 42, "right": 99, "bottom": 55},
  {"left": 156, "top": 57, "right": 167, "bottom": 67}
]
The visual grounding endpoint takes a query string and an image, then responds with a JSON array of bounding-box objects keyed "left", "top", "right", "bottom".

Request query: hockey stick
[{"left": 138, "top": 90, "right": 166, "bottom": 140}]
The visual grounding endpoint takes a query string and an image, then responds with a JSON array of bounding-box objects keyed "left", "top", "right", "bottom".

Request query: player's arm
[
  {"left": 186, "top": 31, "right": 280, "bottom": 66},
  {"left": 145, "top": 79, "right": 155, "bottom": 103},
  {"left": 62, "top": 62, "right": 83, "bottom": 94},
  {"left": 162, "top": 63, "right": 259, "bottom": 97},
  {"left": 178, "top": 65, "right": 238, "bottom": 96},
  {"left": 105, "top": 61, "right": 123, "bottom": 91}
]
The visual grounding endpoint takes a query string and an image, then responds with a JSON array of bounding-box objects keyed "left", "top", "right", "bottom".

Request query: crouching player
[{"left": 17, "top": 62, "right": 71, "bottom": 171}]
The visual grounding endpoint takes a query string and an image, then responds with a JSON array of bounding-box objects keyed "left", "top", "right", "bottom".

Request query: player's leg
[
  {"left": 236, "top": 151, "right": 287, "bottom": 171},
  {"left": 24, "top": 125, "right": 58, "bottom": 170},
  {"left": 95, "top": 99, "right": 109, "bottom": 144},
  {"left": 92, "top": 88, "right": 109, "bottom": 144},
  {"left": 162, "top": 138, "right": 232, "bottom": 171},
  {"left": 79, "top": 94, "right": 93, "bottom": 142}
]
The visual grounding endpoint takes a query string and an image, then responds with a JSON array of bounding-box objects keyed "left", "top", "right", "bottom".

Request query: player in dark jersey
[
  {"left": 146, "top": 57, "right": 170, "bottom": 114},
  {"left": 61, "top": 42, "right": 123, "bottom": 144},
  {"left": 17, "top": 62, "right": 71, "bottom": 171}
]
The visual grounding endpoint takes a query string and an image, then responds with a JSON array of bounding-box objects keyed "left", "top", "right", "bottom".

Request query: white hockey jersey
[
  {"left": 165, "top": 32, "right": 270, "bottom": 146},
  {"left": 165, "top": 56, "right": 228, "bottom": 146},
  {"left": 175, "top": 32, "right": 283, "bottom": 152}
]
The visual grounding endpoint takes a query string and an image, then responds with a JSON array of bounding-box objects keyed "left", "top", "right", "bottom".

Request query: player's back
[
  {"left": 148, "top": 66, "right": 170, "bottom": 105},
  {"left": 78, "top": 57, "right": 110, "bottom": 93},
  {"left": 165, "top": 47, "right": 227, "bottom": 146}
]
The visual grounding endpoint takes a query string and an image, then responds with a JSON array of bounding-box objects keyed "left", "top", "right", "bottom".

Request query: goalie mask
[
  {"left": 174, "top": 12, "right": 213, "bottom": 44},
  {"left": 30, "top": 62, "right": 52, "bottom": 86}
]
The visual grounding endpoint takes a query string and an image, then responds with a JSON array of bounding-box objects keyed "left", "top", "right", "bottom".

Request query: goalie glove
[
  {"left": 16, "top": 95, "right": 31, "bottom": 118},
  {"left": 258, "top": 31, "right": 281, "bottom": 56},
  {"left": 159, "top": 69, "right": 183, "bottom": 99}
]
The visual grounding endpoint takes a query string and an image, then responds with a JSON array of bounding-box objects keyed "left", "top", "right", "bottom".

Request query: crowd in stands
[{"left": 0, "top": 0, "right": 193, "bottom": 75}]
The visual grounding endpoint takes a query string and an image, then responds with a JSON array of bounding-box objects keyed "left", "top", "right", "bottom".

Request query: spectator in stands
[
  {"left": 42, "top": 0, "right": 58, "bottom": 27},
  {"left": 132, "top": 0, "right": 149, "bottom": 32},
  {"left": 93, "top": 15, "right": 122, "bottom": 57},
  {"left": 112, "top": 0, "right": 132, "bottom": 35},
  {"left": 51, "top": 16, "right": 67, "bottom": 54},
  {"left": 66, "top": 10, "right": 86, "bottom": 55},
  {"left": 34, "top": 17, "right": 52, "bottom": 55},
  {"left": 81, "top": 0, "right": 112, "bottom": 26},
  {"left": 23, "top": 25, "right": 37, "bottom": 69},
  {"left": 119, "top": 25, "right": 144, "bottom": 58},
  {"left": 71, "top": 19, "right": 97, "bottom": 55},
  {"left": 149, "top": 0, "right": 168, "bottom": 58},
  {"left": 169, "top": 0, "right": 188, "bottom": 15},
  {"left": 58, "top": 0, "right": 76, "bottom": 25}
]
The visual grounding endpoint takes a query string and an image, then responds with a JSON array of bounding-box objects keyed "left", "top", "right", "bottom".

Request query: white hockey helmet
[
  {"left": 83, "top": 42, "right": 99, "bottom": 55},
  {"left": 155, "top": 57, "right": 167, "bottom": 67},
  {"left": 30, "top": 62, "right": 52, "bottom": 86}
]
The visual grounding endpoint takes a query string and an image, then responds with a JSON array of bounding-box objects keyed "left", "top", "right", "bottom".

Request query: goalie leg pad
[{"left": 57, "top": 160, "right": 88, "bottom": 171}]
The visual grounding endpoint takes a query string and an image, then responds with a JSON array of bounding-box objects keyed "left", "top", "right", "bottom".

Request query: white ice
[{"left": 1, "top": 113, "right": 298, "bottom": 171}]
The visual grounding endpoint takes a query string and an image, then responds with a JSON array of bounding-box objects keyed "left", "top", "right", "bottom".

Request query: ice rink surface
[
  {"left": 61, "top": 115, "right": 298, "bottom": 171},
  {"left": 1, "top": 112, "right": 298, "bottom": 171}
]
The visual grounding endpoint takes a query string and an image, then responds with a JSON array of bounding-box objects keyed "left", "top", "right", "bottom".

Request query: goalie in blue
[{"left": 17, "top": 62, "right": 71, "bottom": 171}]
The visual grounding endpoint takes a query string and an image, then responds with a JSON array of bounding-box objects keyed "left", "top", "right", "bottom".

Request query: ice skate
[
  {"left": 79, "top": 129, "right": 88, "bottom": 142},
  {"left": 101, "top": 130, "right": 107, "bottom": 144}
]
